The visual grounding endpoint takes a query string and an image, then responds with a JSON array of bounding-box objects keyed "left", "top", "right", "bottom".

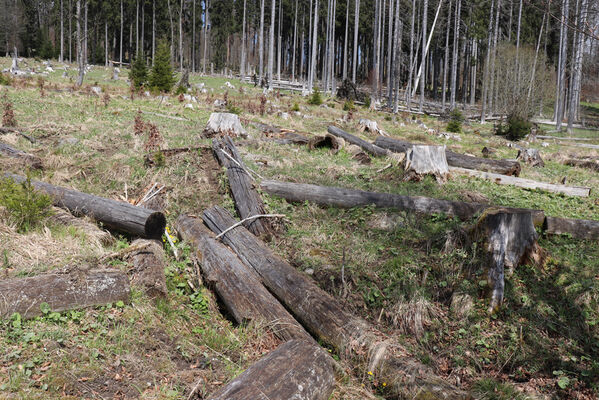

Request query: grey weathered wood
[
  {"left": 327, "top": 125, "right": 389, "bottom": 156},
  {"left": 176, "top": 214, "right": 314, "bottom": 342},
  {"left": 0, "top": 270, "right": 130, "bottom": 319},
  {"left": 375, "top": 136, "right": 522, "bottom": 176},
  {"left": 260, "top": 179, "right": 546, "bottom": 224},
  {"left": 204, "top": 113, "right": 247, "bottom": 138},
  {"left": 405, "top": 145, "right": 449, "bottom": 182},
  {"left": 473, "top": 211, "right": 542, "bottom": 312},
  {"left": 0, "top": 142, "right": 42, "bottom": 169},
  {"left": 450, "top": 167, "right": 590, "bottom": 197},
  {"left": 126, "top": 239, "right": 167, "bottom": 298},
  {"left": 563, "top": 158, "right": 599, "bottom": 172},
  {"left": 202, "top": 206, "right": 467, "bottom": 399},
  {"left": 4, "top": 173, "right": 166, "bottom": 239},
  {"left": 535, "top": 135, "right": 595, "bottom": 142},
  {"left": 0, "top": 127, "right": 36, "bottom": 143},
  {"left": 207, "top": 340, "right": 335, "bottom": 400},
  {"left": 516, "top": 148, "right": 544, "bottom": 167},
  {"left": 544, "top": 216, "right": 599, "bottom": 240},
  {"left": 212, "top": 136, "right": 274, "bottom": 237}
]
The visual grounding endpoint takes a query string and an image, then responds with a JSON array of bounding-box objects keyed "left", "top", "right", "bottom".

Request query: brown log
[
  {"left": 202, "top": 206, "right": 468, "bottom": 399},
  {"left": 260, "top": 179, "right": 546, "bottom": 225},
  {"left": 4, "top": 173, "right": 166, "bottom": 239},
  {"left": 176, "top": 214, "right": 314, "bottom": 342},
  {"left": 327, "top": 125, "right": 390, "bottom": 157},
  {"left": 0, "top": 142, "right": 42, "bottom": 169},
  {"left": 0, "top": 269, "right": 130, "bottom": 319},
  {"left": 207, "top": 340, "right": 335, "bottom": 400},
  {"left": 450, "top": 167, "right": 591, "bottom": 197},
  {"left": 212, "top": 136, "right": 274, "bottom": 237},
  {"left": 309, "top": 133, "right": 344, "bottom": 150},
  {"left": 563, "top": 158, "right": 599, "bottom": 172},
  {"left": 126, "top": 239, "right": 167, "bottom": 298},
  {"left": 473, "top": 210, "right": 543, "bottom": 312},
  {"left": 543, "top": 217, "right": 599, "bottom": 240},
  {"left": 375, "top": 136, "right": 522, "bottom": 176},
  {"left": 0, "top": 127, "right": 36, "bottom": 143}
]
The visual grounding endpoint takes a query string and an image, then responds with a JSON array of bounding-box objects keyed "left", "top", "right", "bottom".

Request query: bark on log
[
  {"left": 473, "top": 210, "right": 543, "bottom": 313},
  {"left": 203, "top": 113, "right": 248, "bottom": 138},
  {"left": 212, "top": 136, "right": 275, "bottom": 237},
  {"left": 126, "top": 239, "right": 167, "bottom": 298},
  {"left": 4, "top": 173, "right": 166, "bottom": 239},
  {"left": 544, "top": 216, "right": 599, "bottom": 240},
  {"left": 516, "top": 148, "right": 544, "bottom": 167},
  {"left": 404, "top": 145, "right": 449, "bottom": 183},
  {"left": 375, "top": 136, "right": 522, "bottom": 176},
  {"left": 207, "top": 340, "right": 335, "bottom": 400},
  {"left": 0, "top": 142, "right": 42, "bottom": 169},
  {"left": 0, "top": 269, "right": 130, "bottom": 319},
  {"left": 309, "top": 134, "right": 344, "bottom": 151},
  {"left": 563, "top": 158, "right": 599, "bottom": 172},
  {"left": 327, "top": 125, "right": 389, "bottom": 157},
  {"left": 450, "top": 167, "right": 591, "bottom": 197},
  {"left": 0, "top": 127, "right": 36, "bottom": 143},
  {"left": 358, "top": 118, "right": 383, "bottom": 135},
  {"left": 202, "top": 206, "right": 467, "bottom": 399},
  {"left": 260, "top": 179, "right": 546, "bottom": 224},
  {"left": 176, "top": 214, "right": 313, "bottom": 342}
]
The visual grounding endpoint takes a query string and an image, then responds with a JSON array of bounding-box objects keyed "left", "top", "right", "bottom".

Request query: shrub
[
  {"left": 175, "top": 85, "right": 187, "bottom": 95},
  {"left": 495, "top": 114, "right": 532, "bottom": 141},
  {"left": 0, "top": 73, "right": 10, "bottom": 86},
  {"left": 130, "top": 54, "right": 148, "bottom": 89},
  {"left": 343, "top": 100, "right": 355, "bottom": 111},
  {"left": 291, "top": 102, "right": 300, "bottom": 112},
  {"left": 446, "top": 109, "right": 464, "bottom": 133},
  {"left": 226, "top": 103, "right": 242, "bottom": 115},
  {"left": 149, "top": 41, "right": 176, "bottom": 93},
  {"left": 307, "top": 88, "right": 323, "bottom": 105},
  {"left": 0, "top": 176, "right": 53, "bottom": 232},
  {"left": 2, "top": 92, "right": 16, "bottom": 127},
  {"left": 363, "top": 96, "right": 371, "bottom": 109}
]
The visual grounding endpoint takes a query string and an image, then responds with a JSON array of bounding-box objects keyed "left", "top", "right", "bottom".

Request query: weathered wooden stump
[
  {"left": 203, "top": 113, "right": 247, "bottom": 138},
  {"left": 404, "top": 145, "right": 449, "bottom": 183},
  {"left": 126, "top": 239, "right": 167, "bottom": 298},
  {"left": 517, "top": 148, "right": 545, "bottom": 167},
  {"left": 358, "top": 118, "right": 383, "bottom": 135},
  {"left": 0, "top": 270, "right": 130, "bottom": 319},
  {"left": 309, "top": 134, "right": 344, "bottom": 151},
  {"left": 206, "top": 340, "right": 335, "bottom": 400}
]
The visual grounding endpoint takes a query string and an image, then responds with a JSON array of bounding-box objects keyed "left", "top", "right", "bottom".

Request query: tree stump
[
  {"left": 308, "top": 134, "right": 344, "bottom": 151},
  {"left": 203, "top": 113, "right": 248, "bottom": 138},
  {"left": 517, "top": 148, "right": 544, "bottom": 167},
  {"left": 404, "top": 145, "right": 449, "bottom": 183},
  {"left": 126, "top": 239, "right": 167, "bottom": 298},
  {"left": 358, "top": 119, "right": 383, "bottom": 135},
  {"left": 473, "top": 210, "right": 544, "bottom": 313}
]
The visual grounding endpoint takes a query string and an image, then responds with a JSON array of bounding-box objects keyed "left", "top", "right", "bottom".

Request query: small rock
[
  {"left": 62, "top": 71, "right": 68, "bottom": 78},
  {"left": 183, "top": 94, "right": 192, "bottom": 101},
  {"left": 279, "top": 112, "right": 289, "bottom": 120},
  {"left": 541, "top": 142, "right": 549, "bottom": 147},
  {"left": 224, "top": 81, "right": 235, "bottom": 89},
  {"left": 305, "top": 268, "right": 314, "bottom": 275},
  {"left": 213, "top": 99, "right": 226, "bottom": 107},
  {"left": 90, "top": 86, "right": 102, "bottom": 95},
  {"left": 58, "top": 137, "right": 79, "bottom": 147},
  {"left": 184, "top": 103, "right": 194, "bottom": 109}
]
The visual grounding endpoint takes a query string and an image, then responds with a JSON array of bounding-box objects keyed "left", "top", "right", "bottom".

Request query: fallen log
[
  {"left": 206, "top": 340, "right": 335, "bottom": 400},
  {"left": 535, "top": 135, "right": 595, "bottom": 141},
  {"left": 0, "top": 126, "right": 36, "bottom": 143},
  {"left": 176, "top": 215, "right": 313, "bottom": 342},
  {"left": 0, "top": 142, "right": 42, "bottom": 169},
  {"left": 544, "top": 217, "right": 599, "bottom": 240},
  {"left": 203, "top": 206, "right": 467, "bottom": 399},
  {"left": 5, "top": 173, "right": 166, "bottom": 239},
  {"left": 309, "top": 133, "right": 344, "bottom": 151},
  {"left": 0, "top": 269, "right": 130, "bottom": 319},
  {"left": 450, "top": 167, "right": 591, "bottom": 197},
  {"left": 563, "top": 158, "right": 599, "bottom": 172},
  {"left": 49, "top": 206, "right": 114, "bottom": 245},
  {"left": 260, "top": 179, "right": 546, "bottom": 224},
  {"left": 126, "top": 239, "right": 167, "bottom": 298},
  {"left": 327, "top": 125, "right": 389, "bottom": 157},
  {"left": 213, "top": 136, "right": 274, "bottom": 237},
  {"left": 375, "top": 136, "right": 522, "bottom": 176}
]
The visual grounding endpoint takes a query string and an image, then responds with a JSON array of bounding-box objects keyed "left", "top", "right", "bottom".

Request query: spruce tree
[
  {"left": 130, "top": 54, "right": 148, "bottom": 89},
  {"left": 149, "top": 41, "right": 176, "bottom": 93}
]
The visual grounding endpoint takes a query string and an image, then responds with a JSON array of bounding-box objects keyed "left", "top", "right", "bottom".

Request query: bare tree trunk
[
  {"left": 105, "top": 21, "right": 108, "bottom": 66},
  {"left": 342, "top": 0, "right": 349, "bottom": 80},
  {"left": 515, "top": 0, "right": 522, "bottom": 83},
  {"left": 442, "top": 0, "right": 451, "bottom": 111},
  {"left": 136, "top": 0, "right": 139, "bottom": 54},
  {"left": 192, "top": 0, "right": 195, "bottom": 71},
  {"left": 292, "top": 0, "right": 298, "bottom": 80},
  {"left": 418, "top": 0, "right": 428, "bottom": 112},
  {"left": 308, "top": 0, "right": 319, "bottom": 91},
  {"left": 555, "top": 0, "right": 569, "bottom": 131},
  {"left": 141, "top": 0, "right": 145, "bottom": 58},
  {"left": 259, "top": 0, "right": 265, "bottom": 80},
  {"left": 489, "top": 0, "right": 501, "bottom": 114},
  {"left": 392, "top": 0, "right": 402, "bottom": 112},
  {"left": 526, "top": 11, "right": 545, "bottom": 107},
  {"left": 567, "top": 0, "right": 587, "bottom": 133},
  {"left": 450, "top": 0, "right": 461, "bottom": 109},
  {"left": 84, "top": 0, "right": 88, "bottom": 64},
  {"left": 371, "top": 0, "right": 380, "bottom": 104},
  {"left": 60, "top": 0, "right": 64, "bottom": 62},
  {"left": 480, "top": 0, "right": 494, "bottom": 123},
  {"left": 179, "top": 0, "right": 184, "bottom": 70},
  {"left": 300, "top": 11, "right": 305, "bottom": 80},
  {"left": 240, "top": 0, "right": 247, "bottom": 78},
  {"left": 352, "top": 0, "right": 359, "bottom": 82},
  {"left": 268, "top": 0, "right": 275, "bottom": 89},
  {"left": 202, "top": 0, "right": 208, "bottom": 73},
  {"left": 277, "top": 0, "right": 282, "bottom": 81},
  {"left": 470, "top": 38, "right": 477, "bottom": 105},
  {"left": 120, "top": 0, "right": 123, "bottom": 64},
  {"left": 386, "top": 0, "right": 393, "bottom": 102},
  {"left": 152, "top": 0, "right": 156, "bottom": 62},
  {"left": 405, "top": 0, "right": 416, "bottom": 109},
  {"left": 69, "top": 0, "right": 72, "bottom": 63},
  {"left": 76, "top": 0, "right": 84, "bottom": 86},
  {"left": 328, "top": 0, "right": 336, "bottom": 93}
]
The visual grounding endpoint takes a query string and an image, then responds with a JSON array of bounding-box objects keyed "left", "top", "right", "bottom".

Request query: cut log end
[{"left": 145, "top": 212, "right": 167, "bottom": 239}]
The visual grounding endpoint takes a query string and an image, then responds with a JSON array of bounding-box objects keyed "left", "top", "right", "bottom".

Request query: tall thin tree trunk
[
  {"left": 292, "top": 0, "right": 298, "bottom": 81},
  {"left": 527, "top": 11, "right": 545, "bottom": 107},
  {"left": 69, "top": 0, "right": 72, "bottom": 63},
  {"left": 192, "top": 0, "right": 195, "bottom": 71},
  {"left": 489, "top": 0, "right": 501, "bottom": 114},
  {"left": 84, "top": 0, "right": 88, "bottom": 64},
  {"left": 120, "top": 0, "right": 123, "bottom": 64},
  {"left": 508, "top": 0, "right": 513, "bottom": 41},
  {"left": 308, "top": 0, "right": 319, "bottom": 91},
  {"left": 241, "top": 0, "right": 247, "bottom": 78},
  {"left": 352, "top": 0, "right": 359, "bottom": 82},
  {"left": 567, "top": 0, "right": 587, "bottom": 133},
  {"left": 105, "top": 21, "right": 108, "bottom": 66},
  {"left": 60, "top": 0, "right": 64, "bottom": 62},
  {"left": 300, "top": 11, "right": 305, "bottom": 80},
  {"left": 450, "top": 0, "right": 461, "bottom": 108},
  {"left": 152, "top": 0, "right": 156, "bottom": 62},
  {"left": 343, "top": 0, "right": 349, "bottom": 80},
  {"left": 405, "top": 0, "right": 416, "bottom": 109},
  {"left": 268, "top": 0, "right": 275, "bottom": 89},
  {"left": 386, "top": 0, "right": 393, "bottom": 102},
  {"left": 392, "top": 0, "right": 402, "bottom": 113},
  {"left": 480, "top": 0, "right": 494, "bottom": 123},
  {"left": 442, "top": 0, "right": 452, "bottom": 111},
  {"left": 555, "top": 0, "right": 569, "bottom": 130},
  {"left": 418, "top": 0, "right": 428, "bottom": 112},
  {"left": 470, "top": 38, "right": 477, "bottom": 105},
  {"left": 515, "top": 0, "right": 522, "bottom": 83},
  {"left": 259, "top": 0, "right": 265, "bottom": 80},
  {"left": 277, "top": 0, "right": 282, "bottom": 81},
  {"left": 76, "top": 0, "right": 84, "bottom": 86},
  {"left": 202, "top": 0, "right": 208, "bottom": 73},
  {"left": 141, "top": 0, "right": 145, "bottom": 57},
  {"left": 136, "top": 0, "right": 139, "bottom": 54},
  {"left": 179, "top": 0, "right": 184, "bottom": 70},
  {"left": 371, "top": 0, "right": 380, "bottom": 104}
]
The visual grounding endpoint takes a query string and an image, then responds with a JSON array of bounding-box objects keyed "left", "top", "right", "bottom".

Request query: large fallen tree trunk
[
  {"left": 450, "top": 167, "right": 591, "bottom": 197},
  {"left": 543, "top": 217, "right": 599, "bottom": 240},
  {"left": 126, "top": 239, "right": 167, "bottom": 298},
  {"left": 260, "top": 179, "right": 546, "bottom": 224},
  {"left": 207, "top": 340, "right": 335, "bottom": 400},
  {"left": 176, "top": 215, "right": 314, "bottom": 342},
  {"left": 375, "top": 136, "right": 522, "bottom": 176},
  {"left": 563, "top": 158, "right": 599, "bottom": 172},
  {"left": 212, "top": 136, "right": 275, "bottom": 237},
  {"left": 0, "top": 269, "right": 130, "bottom": 319},
  {"left": 327, "top": 125, "right": 390, "bottom": 157},
  {"left": 4, "top": 173, "right": 166, "bottom": 239},
  {"left": 203, "top": 206, "right": 467, "bottom": 399},
  {"left": 0, "top": 142, "right": 42, "bottom": 169}
]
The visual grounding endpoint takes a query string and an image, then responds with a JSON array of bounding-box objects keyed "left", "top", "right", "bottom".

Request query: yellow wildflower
[{"left": 368, "top": 371, "right": 373, "bottom": 376}]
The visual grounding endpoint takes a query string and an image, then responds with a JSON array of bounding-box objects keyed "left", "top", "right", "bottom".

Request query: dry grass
[{"left": 386, "top": 295, "right": 444, "bottom": 338}]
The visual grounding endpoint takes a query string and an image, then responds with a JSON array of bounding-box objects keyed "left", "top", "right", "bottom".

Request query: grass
[{"left": 1, "top": 56, "right": 598, "bottom": 399}]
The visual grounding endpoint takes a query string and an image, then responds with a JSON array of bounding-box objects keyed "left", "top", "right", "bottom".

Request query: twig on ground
[
  {"left": 219, "top": 148, "right": 264, "bottom": 180},
  {"left": 215, "top": 214, "right": 285, "bottom": 240}
]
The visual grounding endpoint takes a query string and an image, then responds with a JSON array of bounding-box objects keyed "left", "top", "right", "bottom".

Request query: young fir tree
[
  {"left": 149, "top": 41, "right": 176, "bottom": 93},
  {"left": 130, "top": 54, "right": 148, "bottom": 89}
]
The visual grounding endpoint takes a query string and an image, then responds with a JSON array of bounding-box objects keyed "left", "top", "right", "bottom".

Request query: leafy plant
[
  {"left": 175, "top": 85, "right": 186, "bottom": 95},
  {"left": 130, "top": 54, "right": 149, "bottom": 89},
  {"left": 343, "top": 99, "right": 355, "bottom": 111},
  {"left": 446, "top": 109, "right": 464, "bottom": 133},
  {"left": 307, "top": 88, "right": 323, "bottom": 105},
  {"left": 495, "top": 114, "right": 532, "bottom": 141},
  {"left": 0, "top": 176, "right": 53, "bottom": 232},
  {"left": 149, "top": 40, "right": 176, "bottom": 93},
  {"left": 291, "top": 102, "right": 300, "bottom": 112}
]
